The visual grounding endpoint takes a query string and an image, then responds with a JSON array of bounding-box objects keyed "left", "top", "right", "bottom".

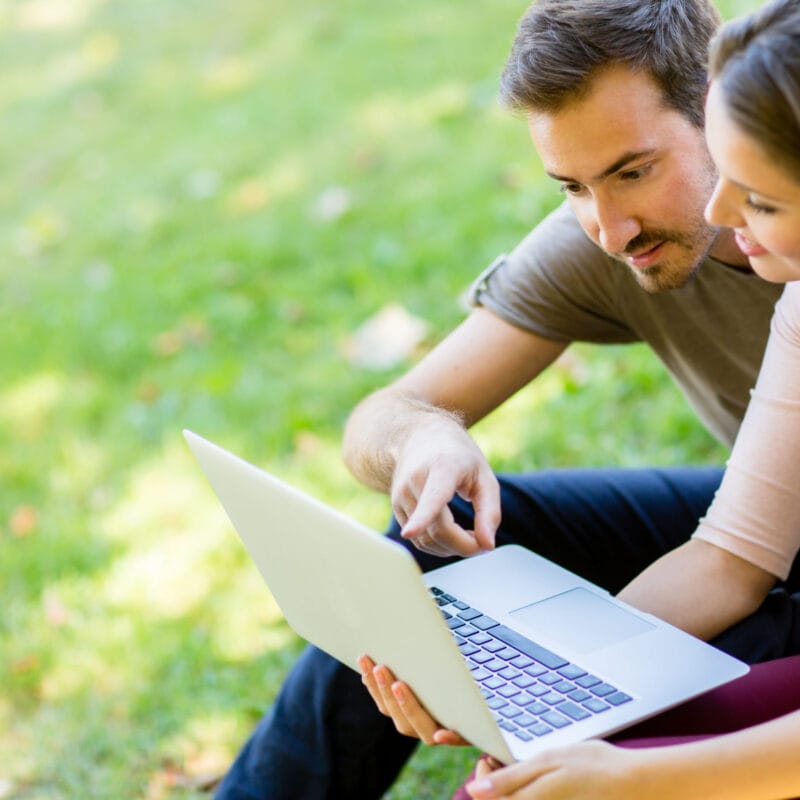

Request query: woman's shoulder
[{"left": 772, "top": 281, "right": 800, "bottom": 342}]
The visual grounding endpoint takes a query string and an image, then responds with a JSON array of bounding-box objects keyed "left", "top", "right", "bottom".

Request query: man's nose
[{"left": 595, "top": 202, "right": 641, "bottom": 255}]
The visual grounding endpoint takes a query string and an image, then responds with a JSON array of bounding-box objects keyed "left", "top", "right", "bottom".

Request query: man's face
[{"left": 527, "top": 64, "right": 731, "bottom": 292}]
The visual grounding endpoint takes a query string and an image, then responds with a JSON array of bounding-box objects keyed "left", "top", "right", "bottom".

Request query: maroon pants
[{"left": 453, "top": 656, "right": 800, "bottom": 799}]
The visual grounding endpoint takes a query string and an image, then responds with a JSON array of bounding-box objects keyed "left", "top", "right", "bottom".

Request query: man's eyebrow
[{"left": 545, "top": 150, "right": 658, "bottom": 184}]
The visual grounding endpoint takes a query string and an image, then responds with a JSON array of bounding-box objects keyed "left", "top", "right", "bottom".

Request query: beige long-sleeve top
[{"left": 694, "top": 281, "right": 800, "bottom": 580}]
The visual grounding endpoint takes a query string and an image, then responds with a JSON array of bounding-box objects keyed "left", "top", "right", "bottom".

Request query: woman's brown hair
[{"left": 709, "top": 0, "right": 800, "bottom": 181}]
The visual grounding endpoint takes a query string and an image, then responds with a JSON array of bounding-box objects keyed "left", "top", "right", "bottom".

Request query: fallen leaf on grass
[
  {"left": 343, "top": 304, "right": 429, "bottom": 370},
  {"left": 152, "top": 330, "right": 183, "bottom": 357},
  {"left": 43, "top": 588, "right": 70, "bottom": 627},
  {"left": 136, "top": 380, "right": 161, "bottom": 403},
  {"left": 145, "top": 759, "right": 223, "bottom": 799},
  {"left": 555, "top": 349, "right": 590, "bottom": 386},
  {"left": 202, "top": 57, "right": 254, "bottom": 95},
  {"left": 16, "top": 209, "right": 68, "bottom": 256},
  {"left": 185, "top": 169, "right": 221, "bottom": 200},
  {"left": 151, "top": 319, "right": 210, "bottom": 357},
  {"left": 311, "top": 186, "right": 352, "bottom": 223},
  {"left": 10, "top": 655, "right": 40, "bottom": 675},
  {"left": 294, "top": 431, "right": 323, "bottom": 458},
  {"left": 9, "top": 505, "right": 38, "bottom": 537},
  {"left": 225, "top": 177, "right": 270, "bottom": 214}
]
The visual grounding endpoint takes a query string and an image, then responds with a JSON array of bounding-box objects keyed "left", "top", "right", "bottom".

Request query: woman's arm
[
  {"left": 617, "top": 538, "right": 775, "bottom": 641},
  {"left": 467, "top": 708, "right": 800, "bottom": 799}
]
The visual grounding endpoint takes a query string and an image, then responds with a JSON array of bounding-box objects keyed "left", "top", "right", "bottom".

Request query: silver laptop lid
[{"left": 184, "top": 429, "right": 514, "bottom": 762}]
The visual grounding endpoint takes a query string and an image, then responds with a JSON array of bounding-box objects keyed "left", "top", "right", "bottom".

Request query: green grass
[{"left": 0, "top": 0, "right": 758, "bottom": 797}]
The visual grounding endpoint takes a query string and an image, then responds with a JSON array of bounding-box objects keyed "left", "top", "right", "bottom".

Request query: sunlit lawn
[{"left": 0, "top": 0, "right": 757, "bottom": 797}]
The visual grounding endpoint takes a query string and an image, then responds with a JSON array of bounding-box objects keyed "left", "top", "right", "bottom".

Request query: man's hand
[
  {"left": 357, "top": 655, "right": 470, "bottom": 746},
  {"left": 343, "top": 312, "right": 566, "bottom": 557},
  {"left": 391, "top": 420, "right": 501, "bottom": 557}
]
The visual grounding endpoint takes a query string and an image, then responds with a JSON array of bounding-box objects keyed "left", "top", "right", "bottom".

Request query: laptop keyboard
[{"left": 430, "top": 586, "right": 633, "bottom": 742}]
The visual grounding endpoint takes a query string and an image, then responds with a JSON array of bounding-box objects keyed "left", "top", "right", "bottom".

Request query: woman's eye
[
  {"left": 559, "top": 182, "right": 583, "bottom": 195},
  {"left": 745, "top": 197, "right": 777, "bottom": 215}
]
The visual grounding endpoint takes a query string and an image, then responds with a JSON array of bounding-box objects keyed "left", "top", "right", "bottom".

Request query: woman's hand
[
  {"left": 466, "top": 740, "right": 646, "bottom": 799},
  {"left": 357, "top": 655, "right": 470, "bottom": 746}
]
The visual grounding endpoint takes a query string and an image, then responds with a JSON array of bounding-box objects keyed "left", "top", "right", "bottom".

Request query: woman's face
[{"left": 705, "top": 80, "right": 800, "bottom": 282}]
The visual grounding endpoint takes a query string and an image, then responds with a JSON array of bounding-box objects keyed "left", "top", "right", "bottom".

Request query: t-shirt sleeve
[
  {"left": 693, "top": 282, "right": 800, "bottom": 579},
  {"left": 468, "top": 202, "right": 639, "bottom": 344}
]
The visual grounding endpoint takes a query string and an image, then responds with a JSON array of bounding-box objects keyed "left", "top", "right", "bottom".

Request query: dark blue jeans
[{"left": 214, "top": 466, "right": 800, "bottom": 800}]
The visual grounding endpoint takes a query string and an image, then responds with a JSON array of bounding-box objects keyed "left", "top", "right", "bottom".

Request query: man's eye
[
  {"left": 559, "top": 182, "right": 583, "bottom": 195},
  {"left": 619, "top": 163, "right": 652, "bottom": 183}
]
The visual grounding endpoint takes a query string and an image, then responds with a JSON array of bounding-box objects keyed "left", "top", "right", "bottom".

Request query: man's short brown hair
[{"left": 501, "top": 0, "right": 721, "bottom": 127}]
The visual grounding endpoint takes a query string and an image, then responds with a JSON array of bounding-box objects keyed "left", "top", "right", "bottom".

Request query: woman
[
  {"left": 363, "top": 1, "right": 800, "bottom": 796},
  {"left": 461, "top": 0, "right": 800, "bottom": 796}
]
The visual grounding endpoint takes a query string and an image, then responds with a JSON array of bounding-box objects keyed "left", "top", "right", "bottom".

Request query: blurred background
[{"left": 0, "top": 0, "right": 761, "bottom": 797}]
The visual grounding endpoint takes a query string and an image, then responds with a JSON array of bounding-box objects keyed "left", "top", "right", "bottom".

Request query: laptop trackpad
[{"left": 510, "top": 587, "right": 654, "bottom": 654}]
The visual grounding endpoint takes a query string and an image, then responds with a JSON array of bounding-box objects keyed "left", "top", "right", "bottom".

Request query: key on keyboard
[{"left": 430, "top": 587, "right": 632, "bottom": 742}]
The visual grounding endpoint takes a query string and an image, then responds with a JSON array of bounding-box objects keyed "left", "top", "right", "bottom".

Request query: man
[{"left": 216, "top": 1, "right": 796, "bottom": 797}]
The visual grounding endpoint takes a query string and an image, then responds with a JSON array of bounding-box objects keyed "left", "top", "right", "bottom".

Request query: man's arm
[{"left": 342, "top": 307, "right": 567, "bottom": 556}]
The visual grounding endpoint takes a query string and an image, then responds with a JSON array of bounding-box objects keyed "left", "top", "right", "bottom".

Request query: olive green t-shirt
[{"left": 470, "top": 202, "right": 783, "bottom": 448}]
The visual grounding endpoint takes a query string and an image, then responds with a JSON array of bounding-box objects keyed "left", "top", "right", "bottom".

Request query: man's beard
[{"left": 611, "top": 220, "right": 718, "bottom": 292}]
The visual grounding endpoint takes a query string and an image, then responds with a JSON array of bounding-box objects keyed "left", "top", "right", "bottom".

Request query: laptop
[{"left": 184, "top": 430, "right": 748, "bottom": 764}]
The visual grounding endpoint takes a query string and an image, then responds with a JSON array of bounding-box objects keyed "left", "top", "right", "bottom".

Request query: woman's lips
[{"left": 735, "top": 231, "right": 769, "bottom": 258}]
